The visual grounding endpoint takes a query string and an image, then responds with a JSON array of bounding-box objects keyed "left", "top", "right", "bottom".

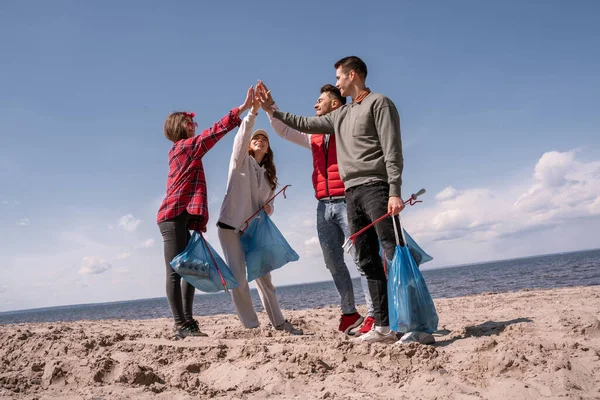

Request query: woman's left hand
[{"left": 238, "top": 86, "right": 254, "bottom": 115}]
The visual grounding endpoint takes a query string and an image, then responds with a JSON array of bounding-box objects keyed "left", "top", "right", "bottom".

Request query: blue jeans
[{"left": 317, "top": 199, "right": 374, "bottom": 316}]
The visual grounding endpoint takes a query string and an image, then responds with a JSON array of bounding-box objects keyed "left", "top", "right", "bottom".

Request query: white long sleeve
[
  {"left": 231, "top": 112, "right": 258, "bottom": 169},
  {"left": 267, "top": 104, "right": 311, "bottom": 150},
  {"left": 218, "top": 112, "right": 275, "bottom": 231}
]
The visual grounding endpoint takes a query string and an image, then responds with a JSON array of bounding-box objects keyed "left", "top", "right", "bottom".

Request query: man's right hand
[
  {"left": 388, "top": 196, "right": 405, "bottom": 215},
  {"left": 256, "top": 80, "right": 276, "bottom": 114}
]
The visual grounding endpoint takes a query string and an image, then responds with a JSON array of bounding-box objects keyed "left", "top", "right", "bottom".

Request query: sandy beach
[{"left": 1, "top": 285, "right": 599, "bottom": 399}]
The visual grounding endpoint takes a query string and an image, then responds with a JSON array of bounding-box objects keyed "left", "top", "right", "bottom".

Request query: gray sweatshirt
[{"left": 273, "top": 92, "right": 403, "bottom": 198}]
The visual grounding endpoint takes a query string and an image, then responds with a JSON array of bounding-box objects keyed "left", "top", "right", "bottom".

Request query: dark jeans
[
  {"left": 346, "top": 181, "right": 404, "bottom": 327},
  {"left": 158, "top": 211, "right": 196, "bottom": 327}
]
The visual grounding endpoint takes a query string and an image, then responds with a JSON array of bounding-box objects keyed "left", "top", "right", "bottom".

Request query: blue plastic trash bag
[
  {"left": 240, "top": 209, "right": 299, "bottom": 282},
  {"left": 404, "top": 230, "right": 433, "bottom": 266},
  {"left": 379, "top": 229, "right": 433, "bottom": 267},
  {"left": 388, "top": 245, "right": 439, "bottom": 334},
  {"left": 171, "top": 232, "right": 239, "bottom": 293}
]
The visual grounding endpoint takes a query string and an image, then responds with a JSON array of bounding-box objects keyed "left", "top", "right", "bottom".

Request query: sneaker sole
[
  {"left": 351, "top": 322, "right": 374, "bottom": 337},
  {"left": 395, "top": 336, "right": 435, "bottom": 346},
  {"left": 350, "top": 335, "right": 397, "bottom": 344}
]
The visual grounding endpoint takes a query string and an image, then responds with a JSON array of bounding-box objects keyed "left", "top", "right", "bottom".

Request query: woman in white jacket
[{"left": 217, "top": 90, "right": 302, "bottom": 335}]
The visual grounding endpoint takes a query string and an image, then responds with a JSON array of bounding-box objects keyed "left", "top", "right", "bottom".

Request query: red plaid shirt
[{"left": 157, "top": 108, "right": 241, "bottom": 232}]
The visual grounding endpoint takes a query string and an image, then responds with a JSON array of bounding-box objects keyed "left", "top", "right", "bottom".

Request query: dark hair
[
  {"left": 163, "top": 112, "right": 191, "bottom": 142},
  {"left": 248, "top": 142, "right": 278, "bottom": 191},
  {"left": 320, "top": 84, "right": 347, "bottom": 105},
  {"left": 334, "top": 56, "right": 368, "bottom": 79}
]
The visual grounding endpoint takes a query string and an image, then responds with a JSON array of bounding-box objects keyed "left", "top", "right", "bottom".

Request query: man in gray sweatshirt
[{"left": 257, "top": 56, "right": 405, "bottom": 344}]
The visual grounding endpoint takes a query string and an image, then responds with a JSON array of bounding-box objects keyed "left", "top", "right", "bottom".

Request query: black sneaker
[
  {"left": 173, "top": 321, "right": 208, "bottom": 338},
  {"left": 188, "top": 319, "right": 208, "bottom": 335}
]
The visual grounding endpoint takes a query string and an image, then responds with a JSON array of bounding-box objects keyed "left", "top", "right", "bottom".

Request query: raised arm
[
  {"left": 189, "top": 108, "right": 242, "bottom": 158},
  {"left": 268, "top": 104, "right": 310, "bottom": 149},
  {"left": 231, "top": 113, "right": 258, "bottom": 168},
  {"left": 231, "top": 87, "right": 260, "bottom": 168},
  {"left": 272, "top": 110, "right": 335, "bottom": 134},
  {"left": 256, "top": 81, "right": 310, "bottom": 148},
  {"left": 256, "top": 80, "right": 335, "bottom": 135},
  {"left": 190, "top": 86, "right": 254, "bottom": 158}
]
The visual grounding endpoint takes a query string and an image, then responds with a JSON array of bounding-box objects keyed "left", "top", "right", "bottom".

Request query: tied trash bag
[
  {"left": 240, "top": 209, "right": 299, "bottom": 282},
  {"left": 170, "top": 232, "right": 239, "bottom": 293},
  {"left": 388, "top": 219, "right": 438, "bottom": 334},
  {"left": 404, "top": 230, "right": 433, "bottom": 266},
  {"left": 380, "top": 230, "right": 433, "bottom": 268}
]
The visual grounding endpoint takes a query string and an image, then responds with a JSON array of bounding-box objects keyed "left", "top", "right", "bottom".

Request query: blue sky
[{"left": 1, "top": 1, "right": 599, "bottom": 311}]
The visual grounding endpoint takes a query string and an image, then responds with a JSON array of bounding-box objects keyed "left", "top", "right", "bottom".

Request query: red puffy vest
[{"left": 310, "top": 135, "right": 346, "bottom": 199}]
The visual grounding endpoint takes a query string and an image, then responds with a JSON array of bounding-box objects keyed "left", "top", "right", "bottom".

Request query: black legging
[{"left": 158, "top": 211, "right": 195, "bottom": 326}]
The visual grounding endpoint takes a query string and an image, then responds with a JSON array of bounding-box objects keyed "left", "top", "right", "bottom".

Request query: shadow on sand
[{"left": 433, "top": 317, "right": 533, "bottom": 347}]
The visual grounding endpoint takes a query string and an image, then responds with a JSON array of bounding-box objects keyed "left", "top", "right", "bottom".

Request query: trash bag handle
[
  {"left": 200, "top": 233, "right": 229, "bottom": 293},
  {"left": 391, "top": 215, "right": 407, "bottom": 247},
  {"left": 240, "top": 184, "right": 291, "bottom": 233},
  {"left": 342, "top": 188, "right": 426, "bottom": 253}
]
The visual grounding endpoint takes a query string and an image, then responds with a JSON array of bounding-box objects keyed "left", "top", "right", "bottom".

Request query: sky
[{"left": 1, "top": 0, "right": 599, "bottom": 312}]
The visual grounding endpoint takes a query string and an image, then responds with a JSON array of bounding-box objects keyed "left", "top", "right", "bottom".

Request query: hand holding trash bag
[
  {"left": 239, "top": 186, "right": 299, "bottom": 282},
  {"left": 387, "top": 217, "right": 439, "bottom": 335}
]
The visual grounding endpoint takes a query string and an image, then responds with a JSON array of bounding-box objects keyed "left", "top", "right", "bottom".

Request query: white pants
[{"left": 218, "top": 228, "right": 286, "bottom": 328}]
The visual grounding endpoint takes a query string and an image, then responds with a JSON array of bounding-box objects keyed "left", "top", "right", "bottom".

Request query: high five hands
[
  {"left": 237, "top": 81, "right": 274, "bottom": 117},
  {"left": 256, "top": 80, "right": 276, "bottom": 114},
  {"left": 250, "top": 80, "right": 405, "bottom": 215}
]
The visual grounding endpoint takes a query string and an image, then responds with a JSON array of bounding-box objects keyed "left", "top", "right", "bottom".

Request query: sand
[{"left": 1, "top": 286, "right": 600, "bottom": 399}]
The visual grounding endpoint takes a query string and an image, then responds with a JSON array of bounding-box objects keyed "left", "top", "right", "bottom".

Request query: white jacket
[{"left": 218, "top": 112, "right": 275, "bottom": 231}]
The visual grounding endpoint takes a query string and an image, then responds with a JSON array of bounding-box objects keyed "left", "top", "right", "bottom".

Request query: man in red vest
[{"left": 261, "top": 82, "right": 375, "bottom": 335}]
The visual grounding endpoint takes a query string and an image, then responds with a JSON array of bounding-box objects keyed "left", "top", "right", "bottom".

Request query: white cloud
[
  {"left": 115, "top": 252, "right": 131, "bottom": 260},
  {"left": 533, "top": 150, "right": 578, "bottom": 187},
  {"left": 17, "top": 218, "right": 30, "bottom": 226},
  {"left": 405, "top": 149, "right": 600, "bottom": 245},
  {"left": 0, "top": 285, "right": 6, "bottom": 294},
  {"left": 301, "top": 235, "right": 323, "bottom": 258},
  {"left": 136, "top": 238, "right": 155, "bottom": 249},
  {"left": 117, "top": 214, "right": 142, "bottom": 232},
  {"left": 79, "top": 256, "right": 112, "bottom": 275},
  {"left": 515, "top": 150, "right": 600, "bottom": 217},
  {"left": 304, "top": 236, "right": 319, "bottom": 246},
  {"left": 435, "top": 186, "right": 460, "bottom": 202}
]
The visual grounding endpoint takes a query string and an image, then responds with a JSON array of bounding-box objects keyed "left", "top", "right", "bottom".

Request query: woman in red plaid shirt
[{"left": 157, "top": 87, "right": 254, "bottom": 339}]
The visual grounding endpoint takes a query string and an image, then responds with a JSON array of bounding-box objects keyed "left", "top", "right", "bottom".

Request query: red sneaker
[
  {"left": 339, "top": 312, "right": 364, "bottom": 334},
  {"left": 353, "top": 316, "right": 375, "bottom": 336}
]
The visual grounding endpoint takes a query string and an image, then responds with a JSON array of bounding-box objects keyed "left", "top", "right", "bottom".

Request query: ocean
[{"left": 1, "top": 249, "right": 599, "bottom": 325}]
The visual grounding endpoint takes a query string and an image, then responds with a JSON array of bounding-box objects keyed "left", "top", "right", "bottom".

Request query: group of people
[{"left": 157, "top": 56, "right": 429, "bottom": 345}]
